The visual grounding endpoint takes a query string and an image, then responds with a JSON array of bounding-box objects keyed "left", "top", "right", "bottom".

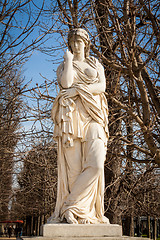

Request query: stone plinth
[
  {"left": 23, "top": 237, "right": 150, "bottom": 240},
  {"left": 42, "top": 223, "right": 122, "bottom": 238},
  {"left": 22, "top": 223, "right": 150, "bottom": 240}
]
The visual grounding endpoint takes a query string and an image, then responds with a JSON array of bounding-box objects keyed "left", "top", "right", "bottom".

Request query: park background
[{"left": 0, "top": 0, "right": 160, "bottom": 239}]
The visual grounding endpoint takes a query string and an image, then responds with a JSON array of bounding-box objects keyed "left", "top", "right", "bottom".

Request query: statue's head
[{"left": 68, "top": 28, "right": 90, "bottom": 57}]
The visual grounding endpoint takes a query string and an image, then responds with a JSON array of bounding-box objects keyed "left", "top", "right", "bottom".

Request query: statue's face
[{"left": 70, "top": 35, "right": 85, "bottom": 55}]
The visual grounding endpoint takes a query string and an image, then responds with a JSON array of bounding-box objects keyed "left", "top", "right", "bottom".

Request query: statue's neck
[{"left": 73, "top": 53, "right": 85, "bottom": 62}]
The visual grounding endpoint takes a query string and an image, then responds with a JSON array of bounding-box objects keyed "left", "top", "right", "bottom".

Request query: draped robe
[{"left": 50, "top": 56, "right": 109, "bottom": 224}]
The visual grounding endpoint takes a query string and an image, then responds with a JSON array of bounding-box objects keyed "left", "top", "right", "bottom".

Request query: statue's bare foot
[
  {"left": 47, "top": 215, "right": 60, "bottom": 223},
  {"left": 101, "top": 216, "right": 110, "bottom": 224},
  {"left": 64, "top": 210, "right": 78, "bottom": 224},
  {"left": 78, "top": 218, "right": 90, "bottom": 224}
]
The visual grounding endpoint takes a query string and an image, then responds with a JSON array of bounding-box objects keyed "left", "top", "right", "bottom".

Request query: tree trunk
[
  {"left": 123, "top": 216, "right": 131, "bottom": 236},
  {"left": 26, "top": 216, "right": 32, "bottom": 236},
  {"left": 23, "top": 218, "right": 27, "bottom": 236},
  {"left": 130, "top": 214, "right": 134, "bottom": 237},
  {"left": 35, "top": 216, "right": 37, "bottom": 235},
  {"left": 153, "top": 218, "right": 157, "bottom": 240},
  {"left": 147, "top": 215, "right": 151, "bottom": 239},
  {"left": 95, "top": 0, "right": 122, "bottom": 224},
  {"left": 37, "top": 215, "right": 40, "bottom": 236},
  {"left": 137, "top": 216, "right": 142, "bottom": 237},
  {"left": 124, "top": 87, "right": 134, "bottom": 237},
  {"left": 31, "top": 215, "right": 34, "bottom": 236}
]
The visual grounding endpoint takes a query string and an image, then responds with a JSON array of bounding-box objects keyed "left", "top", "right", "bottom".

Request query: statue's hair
[{"left": 68, "top": 28, "right": 90, "bottom": 57}]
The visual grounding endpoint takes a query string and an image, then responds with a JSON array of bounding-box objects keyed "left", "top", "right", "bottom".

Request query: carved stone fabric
[{"left": 50, "top": 56, "right": 109, "bottom": 224}]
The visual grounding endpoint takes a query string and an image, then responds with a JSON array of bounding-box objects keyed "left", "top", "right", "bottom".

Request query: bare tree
[
  {"left": 0, "top": 0, "right": 54, "bottom": 222},
  {"left": 2, "top": 0, "right": 159, "bottom": 236},
  {"left": 33, "top": 0, "right": 160, "bottom": 231},
  {"left": 92, "top": 0, "right": 160, "bottom": 232},
  {"left": 0, "top": 0, "right": 49, "bottom": 78},
  {"left": 12, "top": 141, "right": 57, "bottom": 236},
  {"left": 0, "top": 66, "right": 23, "bottom": 220}
]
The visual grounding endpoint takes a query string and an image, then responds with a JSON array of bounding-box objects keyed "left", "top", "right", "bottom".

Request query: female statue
[{"left": 49, "top": 28, "right": 109, "bottom": 224}]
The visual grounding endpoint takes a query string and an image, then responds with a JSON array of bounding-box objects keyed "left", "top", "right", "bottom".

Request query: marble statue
[{"left": 48, "top": 28, "right": 110, "bottom": 224}]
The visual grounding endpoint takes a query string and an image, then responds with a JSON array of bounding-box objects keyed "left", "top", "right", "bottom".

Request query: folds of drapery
[
  {"left": 51, "top": 83, "right": 109, "bottom": 148},
  {"left": 49, "top": 56, "right": 109, "bottom": 224},
  {"left": 50, "top": 84, "right": 109, "bottom": 223}
]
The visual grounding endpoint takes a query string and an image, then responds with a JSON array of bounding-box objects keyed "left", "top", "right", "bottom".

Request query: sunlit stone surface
[{"left": 48, "top": 28, "right": 110, "bottom": 225}]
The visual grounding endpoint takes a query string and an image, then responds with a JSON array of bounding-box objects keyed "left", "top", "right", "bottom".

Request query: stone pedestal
[
  {"left": 23, "top": 238, "right": 150, "bottom": 240},
  {"left": 22, "top": 223, "right": 150, "bottom": 240},
  {"left": 42, "top": 223, "right": 122, "bottom": 238}
]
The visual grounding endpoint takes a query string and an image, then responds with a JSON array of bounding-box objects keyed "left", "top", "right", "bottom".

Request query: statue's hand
[
  {"left": 62, "top": 88, "right": 77, "bottom": 98},
  {"left": 63, "top": 49, "right": 73, "bottom": 62}
]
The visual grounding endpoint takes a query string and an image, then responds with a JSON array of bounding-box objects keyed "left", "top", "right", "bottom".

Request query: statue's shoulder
[
  {"left": 87, "top": 56, "right": 104, "bottom": 69},
  {"left": 87, "top": 56, "right": 97, "bottom": 64}
]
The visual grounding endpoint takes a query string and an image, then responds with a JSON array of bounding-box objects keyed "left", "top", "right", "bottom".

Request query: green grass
[{"left": 141, "top": 234, "right": 160, "bottom": 239}]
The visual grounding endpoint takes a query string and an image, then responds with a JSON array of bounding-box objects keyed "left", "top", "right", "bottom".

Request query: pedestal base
[
  {"left": 42, "top": 223, "right": 122, "bottom": 238},
  {"left": 22, "top": 223, "right": 150, "bottom": 240},
  {"left": 23, "top": 236, "right": 150, "bottom": 240}
]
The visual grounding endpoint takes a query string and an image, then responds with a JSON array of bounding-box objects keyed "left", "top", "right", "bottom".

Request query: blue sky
[
  {"left": 23, "top": 50, "right": 55, "bottom": 88},
  {"left": 21, "top": 41, "right": 63, "bottom": 134}
]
